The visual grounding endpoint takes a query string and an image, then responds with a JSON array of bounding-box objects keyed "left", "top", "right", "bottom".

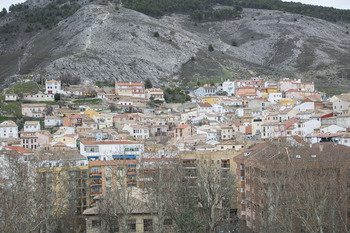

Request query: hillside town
[{"left": 0, "top": 77, "right": 349, "bottom": 232}]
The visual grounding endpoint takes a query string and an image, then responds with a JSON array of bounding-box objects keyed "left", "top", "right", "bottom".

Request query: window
[
  {"left": 143, "top": 219, "right": 153, "bottom": 232},
  {"left": 92, "top": 220, "right": 101, "bottom": 228},
  {"left": 127, "top": 219, "right": 136, "bottom": 232},
  {"left": 164, "top": 219, "right": 173, "bottom": 226}
]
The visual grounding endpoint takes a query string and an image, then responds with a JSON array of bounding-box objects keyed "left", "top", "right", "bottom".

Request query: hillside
[{"left": 0, "top": 2, "right": 350, "bottom": 92}]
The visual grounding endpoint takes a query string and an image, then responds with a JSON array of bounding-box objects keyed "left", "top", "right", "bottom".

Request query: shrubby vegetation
[
  {"left": 6, "top": 1, "right": 81, "bottom": 31},
  {"left": 164, "top": 87, "right": 191, "bottom": 103},
  {"left": 123, "top": 0, "right": 350, "bottom": 22},
  {"left": 123, "top": 0, "right": 242, "bottom": 21},
  {"left": 23, "top": 2, "right": 81, "bottom": 29},
  {"left": 0, "top": 8, "right": 7, "bottom": 17}
]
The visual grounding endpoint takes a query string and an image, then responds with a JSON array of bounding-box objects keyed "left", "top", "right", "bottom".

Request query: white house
[
  {"left": 292, "top": 119, "right": 321, "bottom": 137},
  {"left": 212, "top": 104, "right": 224, "bottom": 113},
  {"left": 332, "top": 94, "right": 350, "bottom": 114},
  {"left": 53, "top": 127, "right": 76, "bottom": 139},
  {"left": 123, "top": 124, "right": 149, "bottom": 139},
  {"left": 336, "top": 114, "right": 350, "bottom": 128},
  {"left": 197, "top": 128, "right": 217, "bottom": 141},
  {"left": 0, "top": 121, "right": 18, "bottom": 139},
  {"left": 23, "top": 92, "right": 54, "bottom": 102},
  {"left": 79, "top": 140, "right": 144, "bottom": 161},
  {"left": 294, "top": 102, "right": 314, "bottom": 112},
  {"left": 118, "top": 101, "right": 133, "bottom": 106},
  {"left": 222, "top": 80, "right": 235, "bottom": 96},
  {"left": 194, "top": 86, "right": 217, "bottom": 97},
  {"left": 44, "top": 116, "right": 63, "bottom": 128},
  {"left": 145, "top": 88, "right": 165, "bottom": 102},
  {"left": 23, "top": 121, "right": 41, "bottom": 132},
  {"left": 219, "top": 98, "right": 243, "bottom": 106},
  {"left": 197, "top": 102, "right": 213, "bottom": 113},
  {"left": 5, "top": 94, "right": 18, "bottom": 102},
  {"left": 268, "top": 92, "right": 282, "bottom": 104},
  {"left": 45, "top": 80, "right": 61, "bottom": 94},
  {"left": 320, "top": 125, "right": 347, "bottom": 134},
  {"left": 336, "top": 133, "right": 350, "bottom": 147}
]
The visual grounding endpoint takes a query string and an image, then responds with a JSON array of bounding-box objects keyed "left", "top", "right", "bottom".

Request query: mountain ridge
[{"left": 0, "top": 3, "right": 350, "bottom": 92}]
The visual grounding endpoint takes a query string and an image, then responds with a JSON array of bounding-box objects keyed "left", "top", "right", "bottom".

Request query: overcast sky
[{"left": 1, "top": 0, "right": 350, "bottom": 11}]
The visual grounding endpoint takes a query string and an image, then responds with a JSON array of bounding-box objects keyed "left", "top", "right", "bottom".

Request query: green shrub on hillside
[{"left": 123, "top": 0, "right": 350, "bottom": 22}]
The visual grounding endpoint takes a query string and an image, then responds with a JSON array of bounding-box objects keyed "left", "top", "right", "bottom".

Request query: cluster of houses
[{"left": 0, "top": 77, "right": 349, "bottom": 232}]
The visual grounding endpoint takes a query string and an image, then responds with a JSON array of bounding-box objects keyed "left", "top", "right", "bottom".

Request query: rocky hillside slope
[{"left": 0, "top": 3, "right": 350, "bottom": 91}]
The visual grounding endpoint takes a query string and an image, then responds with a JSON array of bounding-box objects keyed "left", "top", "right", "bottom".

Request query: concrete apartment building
[
  {"left": 115, "top": 82, "right": 145, "bottom": 98},
  {"left": 234, "top": 142, "right": 350, "bottom": 232},
  {"left": 80, "top": 141, "right": 144, "bottom": 161}
]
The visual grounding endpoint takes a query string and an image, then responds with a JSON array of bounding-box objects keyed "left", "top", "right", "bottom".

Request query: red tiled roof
[
  {"left": 174, "top": 124, "right": 191, "bottom": 129},
  {"left": 246, "top": 125, "right": 252, "bottom": 134},
  {"left": 4, "top": 146, "right": 33, "bottom": 154},
  {"left": 197, "top": 102, "right": 212, "bottom": 107}
]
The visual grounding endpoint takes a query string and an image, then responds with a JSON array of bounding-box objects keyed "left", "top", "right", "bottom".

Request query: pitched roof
[
  {"left": 197, "top": 102, "right": 212, "bottom": 107},
  {"left": 0, "top": 121, "right": 17, "bottom": 127},
  {"left": 24, "top": 121, "right": 40, "bottom": 125},
  {"left": 174, "top": 124, "right": 191, "bottom": 129},
  {"left": 4, "top": 146, "right": 33, "bottom": 154}
]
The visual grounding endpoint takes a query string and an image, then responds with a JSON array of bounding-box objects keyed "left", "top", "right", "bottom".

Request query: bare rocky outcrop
[{"left": 1, "top": 4, "right": 350, "bottom": 89}]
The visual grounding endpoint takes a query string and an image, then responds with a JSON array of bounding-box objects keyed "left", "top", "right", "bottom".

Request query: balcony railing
[{"left": 221, "top": 164, "right": 230, "bottom": 169}]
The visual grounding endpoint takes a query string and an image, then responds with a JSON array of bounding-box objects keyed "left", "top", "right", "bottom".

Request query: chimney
[{"left": 319, "top": 144, "right": 323, "bottom": 152}]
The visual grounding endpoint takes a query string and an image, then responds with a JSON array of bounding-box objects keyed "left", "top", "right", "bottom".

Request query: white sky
[
  {"left": 281, "top": 0, "right": 350, "bottom": 10},
  {"left": 0, "top": 0, "right": 350, "bottom": 11}
]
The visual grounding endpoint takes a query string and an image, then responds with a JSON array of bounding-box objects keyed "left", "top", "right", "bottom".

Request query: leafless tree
[
  {"left": 0, "top": 154, "right": 84, "bottom": 233},
  {"left": 249, "top": 142, "right": 350, "bottom": 233},
  {"left": 196, "top": 161, "right": 237, "bottom": 233}
]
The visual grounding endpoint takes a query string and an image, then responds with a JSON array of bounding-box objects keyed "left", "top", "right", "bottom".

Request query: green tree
[
  {"left": 153, "top": 31, "right": 159, "bottom": 37},
  {"left": 54, "top": 93, "right": 61, "bottom": 101},
  {"left": 145, "top": 78, "right": 153, "bottom": 88},
  {"left": 208, "top": 44, "right": 214, "bottom": 52},
  {"left": 0, "top": 8, "right": 7, "bottom": 17}
]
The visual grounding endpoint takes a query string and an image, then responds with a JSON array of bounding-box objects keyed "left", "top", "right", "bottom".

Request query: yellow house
[
  {"left": 36, "top": 163, "right": 90, "bottom": 215},
  {"left": 84, "top": 109, "right": 100, "bottom": 119},
  {"left": 281, "top": 99, "right": 295, "bottom": 107},
  {"left": 201, "top": 96, "right": 222, "bottom": 105},
  {"left": 179, "top": 149, "right": 243, "bottom": 175},
  {"left": 93, "top": 114, "right": 114, "bottom": 129},
  {"left": 259, "top": 87, "right": 277, "bottom": 100}
]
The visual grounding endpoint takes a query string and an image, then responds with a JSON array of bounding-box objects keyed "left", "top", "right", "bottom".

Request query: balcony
[
  {"left": 113, "top": 155, "right": 136, "bottom": 160},
  {"left": 90, "top": 172, "right": 102, "bottom": 178},
  {"left": 90, "top": 182, "right": 102, "bottom": 187},
  {"left": 90, "top": 192, "right": 102, "bottom": 197},
  {"left": 221, "top": 164, "right": 230, "bottom": 169}
]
